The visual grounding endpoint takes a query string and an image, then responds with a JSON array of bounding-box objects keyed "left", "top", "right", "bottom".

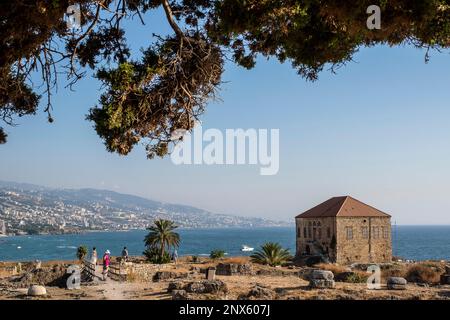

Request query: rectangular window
[
  {"left": 345, "top": 226, "right": 353, "bottom": 240},
  {"left": 372, "top": 226, "right": 380, "bottom": 239},
  {"left": 361, "top": 226, "right": 369, "bottom": 239},
  {"left": 318, "top": 228, "right": 322, "bottom": 239},
  {"left": 297, "top": 227, "right": 300, "bottom": 238},
  {"left": 382, "top": 226, "right": 389, "bottom": 239},
  {"left": 303, "top": 227, "right": 307, "bottom": 238},
  {"left": 327, "top": 227, "right": 331, "bottom": 238},
  {"left": 308, "top": 227, "right": 312, "bottom": 238}
]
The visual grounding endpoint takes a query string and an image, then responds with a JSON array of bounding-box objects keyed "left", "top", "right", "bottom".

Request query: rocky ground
[{"left": 0, "top": 257, "right": 449, "bottom": 300}]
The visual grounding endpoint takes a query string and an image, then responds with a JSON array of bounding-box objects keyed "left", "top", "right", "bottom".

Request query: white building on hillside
[{"left": 0, "top": 220, "right": 6, "bottom": 235}]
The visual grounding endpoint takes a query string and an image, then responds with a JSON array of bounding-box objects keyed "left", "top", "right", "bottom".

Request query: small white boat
[
  {"left": 241, "top": 245, "right": 254, "bottom": 252},
  {"left": 17, "top": 246, "right": 22, "bottom": 249}
]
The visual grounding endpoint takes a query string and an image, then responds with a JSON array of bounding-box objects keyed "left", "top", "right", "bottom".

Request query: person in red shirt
[{"left": 102, "top": 250, "right": 111, "bottom": 281}]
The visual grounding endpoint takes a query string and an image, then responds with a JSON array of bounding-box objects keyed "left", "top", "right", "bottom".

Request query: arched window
[
  {"left": 317, "top": 221, "right": 321, "bottom": 227},
  {"left": 313, "top": 221, "right": 316, "bottom": 227}
]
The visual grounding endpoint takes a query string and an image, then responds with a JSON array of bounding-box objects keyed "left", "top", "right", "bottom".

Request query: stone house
[{"left": 295, "top": 196, "right": 392, "bottom": 264}]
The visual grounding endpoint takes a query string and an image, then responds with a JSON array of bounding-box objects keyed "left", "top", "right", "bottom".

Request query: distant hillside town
[{"left": 0, "top": 181, "right": 289, "bottom": 235}]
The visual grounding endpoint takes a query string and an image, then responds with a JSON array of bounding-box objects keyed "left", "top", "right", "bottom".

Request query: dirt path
[
  {"left": 92, "top": 266, "right": 128, "bottom": 300},
  {"left": 99, "top": 279, "right": 127, "bottom": 300}
]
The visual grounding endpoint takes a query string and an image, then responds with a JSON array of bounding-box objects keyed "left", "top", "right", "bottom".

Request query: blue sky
[{"left": 1, "top": 9, "right": 450, "bottom": 224}]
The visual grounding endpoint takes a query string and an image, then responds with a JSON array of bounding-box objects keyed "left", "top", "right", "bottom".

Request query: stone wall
[
  {"left": 127, "top": 263, "right": 198, "bottom": 282},
  {"left": 216, "top": 263, "right": 253, "bottom": 276},
  {"left": 336, "top": 217, "right": 391, "bottom": 264},
  {"left": 128, "top": 263, "right": 174, "bottom": 282},
  {"left": 0, "top": 264, "right": 18, "bottom": 278},
  {"left": 295, "top": 217, "right": 337, "bottom": 260}
]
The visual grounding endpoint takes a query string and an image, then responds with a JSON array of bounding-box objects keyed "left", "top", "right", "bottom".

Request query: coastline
[
  {"left": 1, "top": 226, "right": 450, "bottom": 263},
  {"left": 3, "top": 224, "right": 448, "bottom": 238},
  {"left": 0, "top": 225, "right": 295, "bottom": 238}
]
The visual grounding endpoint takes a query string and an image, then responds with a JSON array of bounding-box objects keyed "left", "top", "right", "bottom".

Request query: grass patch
[
  {"left": 315, "top": 263, "right": 348, "bottom": 274},
  {"left": 221, "top": 257, "right": 250, "bottom": 264},
  {"left": 406, "top": 264, "right": 441, "bottom": 284},
  {"left": 344, "top": 272, "right": 369, "bottom": 283}
]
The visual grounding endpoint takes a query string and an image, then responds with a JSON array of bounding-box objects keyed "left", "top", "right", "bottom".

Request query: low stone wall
[
  {"left": 0, "top": 261, "right": 39, "bottom": 278},
  {"left": 128, "top": 263, "right": 165, "bottom": 282},
  {"left": 257, "top": 268, "right": 302, "bottom": 277},
  {"left": 1, "top": 263, "right": 69, "bottom": 288},
  {"left": 0, "top": 264, "right": 18, "bottom": 278},
  {"left": 129, "top": 262, "right": 257, "bottom": 281},
  {"left": 128, "top": 263, "right": 193, "bottom": 282},
  {"left": 216, "top": 263, "right": 254, "bottom": 276}
]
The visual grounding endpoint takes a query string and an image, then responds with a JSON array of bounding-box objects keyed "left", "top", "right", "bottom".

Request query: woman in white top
[{"left": 90, "top": 247, "right": 98, "bottom": 265}]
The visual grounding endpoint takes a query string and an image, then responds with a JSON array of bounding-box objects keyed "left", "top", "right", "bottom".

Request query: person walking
[
  {"left": 172, "top": 249, "right": 178, "bottom": 264},
  {"left": 90, "top": 247, "right": 98, "bottom": 265},
  {"left": 102, "top": 250, "right": 110, "bottom": 281},
  {"left": 121, "top": 247, "right": 129, "bottom": 263}
]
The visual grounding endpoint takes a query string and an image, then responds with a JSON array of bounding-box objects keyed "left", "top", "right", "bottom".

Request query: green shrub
[
  {"left": 250, "top": 242, "right": 292, "bottom": 267},
  {"left": 210, "top": 249, "right": 225, "bottom": 260},
  {"left": 345, "top": 272, "right": 369, "bottom": 283},
  {"left": 76, "top": 245, "right": 88, "bottom": 261},
  {"left": 143, "top": 247, "right": 171, "bottom": 264}
]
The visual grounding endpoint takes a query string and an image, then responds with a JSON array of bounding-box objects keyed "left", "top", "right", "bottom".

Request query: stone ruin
[
  {"left": 440, "top": 265, "right": 450, "bottom": 285},
  {"left": 27, "top": 285, "right": 47, "bottom": 296},
  {"left": 215, "top": 263, "right": 253, "bottom": 276},
  {"left": 238, "top": 284, "right": 277, "bottom": 300},
  {"left": 387, "top": 277, "right": 407, "bottom": 290},
  {"left": 152, "top": 271, "right": 189, "bottom": 282},
  {"left": 206, "top": 267, "right": 216, "bottom": 280},
  {"left": 168, "top": 279, "right": 228, "bottom": 300},
  {"left": 309, "top": 270, "right": 335, "bottom": 289}
]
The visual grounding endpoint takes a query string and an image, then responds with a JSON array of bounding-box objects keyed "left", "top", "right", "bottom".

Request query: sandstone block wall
[
  {"left": 336, "top": 217, "right": 392, "bottom": 264},
  {"left": 296, "top": 216, "right": 392, "bottom": 265},
  {"left": 296, "top": 217, "right": 336, "bottom": 260}
]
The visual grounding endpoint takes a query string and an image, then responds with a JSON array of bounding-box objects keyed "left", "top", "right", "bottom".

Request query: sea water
[{"left": 0, "top": 226, "right": 449, "bottom": 262}]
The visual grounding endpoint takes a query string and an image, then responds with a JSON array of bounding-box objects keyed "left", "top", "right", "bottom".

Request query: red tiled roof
[{"left": 295, "top": 196, "right": 390, "bottom": 218}]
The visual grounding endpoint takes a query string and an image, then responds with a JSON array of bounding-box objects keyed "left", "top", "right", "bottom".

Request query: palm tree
[
  {"left": 250, "top": 242, "right": 292, "bottom": 267},
  {"left": 76, "top": 245, "right": 88, "bottom": 261},
  {"left": 210, "top": 249, "right": 225, "bottom": 260},
  {"left": 144, "top": 219, "right": 180, "bottom": 259}
]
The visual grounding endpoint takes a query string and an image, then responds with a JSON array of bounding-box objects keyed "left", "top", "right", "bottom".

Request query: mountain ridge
[{"left": 0, "top": 180, "right": 290, "bottom": 235}]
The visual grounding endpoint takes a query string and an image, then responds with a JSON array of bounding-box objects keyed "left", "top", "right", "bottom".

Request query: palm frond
[{"left": 250, "top": 242, "right": 292, "bottom": 266}]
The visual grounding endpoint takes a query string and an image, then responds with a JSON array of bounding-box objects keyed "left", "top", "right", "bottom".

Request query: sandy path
[
  {"left": 99, "top": 280, "right": 127, "bottom": 300},
  {"left": 92, "top": 266, "right": 128, "bottom": 300}
]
